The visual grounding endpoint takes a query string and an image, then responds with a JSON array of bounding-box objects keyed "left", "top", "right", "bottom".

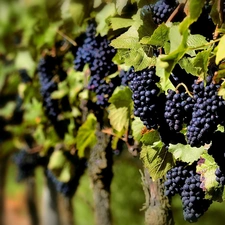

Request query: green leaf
[
  {"left": 115, "top": 0, "right": 128, "bottom": 15},
  {"left": 131, "top": 117, "right": 144, "bottom": 142},
  {"left": 179, "top": 57, "right": 199, "bottom": 76},
  {"left": 124, "top": 46, "right": 153, "bottom": 71},
  {"left": 93, "top": 0, "right": 102, "bottom": 8},
  {"left": 48, "top": 150, "right": 67, "bottom": 171},
  {"left": 95, "top": 3, "right": 116, "bottom": 36},
  {"left": 168, "top": 143, "right": 205, "bottom": 163},
  {"left": 76, "top": 113, "right": 97, "bottom": 157},
  {"left": 51, "top": 81, "right": 69, "bottom": 99},
  {"left": 110, "top": 17, "right": 133, "bottom": 30},
  {"left": 157, "top": 29, "right": 189, "bottom": 82},
  {"left": 140, "top": 23, "right": 169, "bottom": 47},
  {"left": 218, "top": 80, "right": 225, "bottom": 99},
  {"left": 179, "top": 0, "right": 205, "bottom": 34},
  {"left": 15, "top": 50, "right": 36, "bottom": 76},
  {"left": 140, "top": 130, "right": 160, "bottom": 145},
  {"left": 110, "top": 26, "right": 139, "bottom": 49},
  {"left": 108, "top": 86, "right": 132, "bottom": 108},
  {"left": 108, "top": 104, "right": 129, "bottom": 132},
  {"left": 140, "top": 142, "right": 175, "bottom": 181},
  {"left": 210, "top": 0, "right": 223, "bottom": 26},
  {"left": 192, "top": 48, "right": 212, "bottom": 80},
  {"left": 187, "top": 34, "right": 208, "bottom": 49},
  {"left": 216, "top": 35, "right": 225, "bottom": 64},
  {"left": 196, "top": 152, "right": 220, "bottom": 200}
]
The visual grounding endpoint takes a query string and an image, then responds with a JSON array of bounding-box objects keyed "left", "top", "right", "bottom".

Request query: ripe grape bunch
[
  {"left": 73, "top": 20, "right": 120, "bottom": 106},
  {"left": 164, "top": 89, "right": 194, "bottom": 132},
  {"left": 187, "top": 75, "right": 225, "bottom": 147},
  {"left": 165, "top": 163, "right": 212, "bottom": 223},
  {"left": 128, "top": 67, "right": 161, "bottom": 130},
  {"left": 37, "top": 55, "right": 61, "bottom": 123},
  {"left": 150, "top": 0, "right": 178, "bottom": 25}
]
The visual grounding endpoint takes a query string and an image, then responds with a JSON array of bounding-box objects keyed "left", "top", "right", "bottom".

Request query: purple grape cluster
[
  {"left": 128, "top": 67, "right": 161, "bottom": 130},
  {"left": 181, "top": 170, "right": 212, "bottom": 223},
  {"left": 150, "top": 0, "right": 178, "bottom": 25},
  {"left": 38, "top": 55, "right": 60, "bottom": 122},
  {"left": 215, "top": 168, "right": 225, "bottom": 186},
  {"left": 164, "top": 90, "right": 194, "bottom": 132},
  {"left": 187, "top": 76, "right": 225, "bottom": 147},
  {"left": 73, "top": 20, "right": 118, "bottom": 106},
  {"left": 165, "top": 162, "right": 212, "bottom": 222}
]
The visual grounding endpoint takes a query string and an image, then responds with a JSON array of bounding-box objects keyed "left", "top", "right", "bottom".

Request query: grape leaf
[
  {"left": 131, "top": 117, "right": 144, "bottom": 142},
  {"left": 110, "top": 26, "right": 139, "bottom": 49},
  {"left": 95, "top": 3, "right": 116, "bottom": 36},
  {"left": 168, "top": 143, "right": 205, "bottom": 163},
  {"left": 116, "top": 0, "right": 128, "bottom": 15},
  {"left": 108, "top": 104, "right": 129, "bottom": 132},
  {"left": 216, "top": 35, "right": 225, "bottom": 65},
  {"left": 187, "top": 34, "right": 208, "bottom": 49},
  {"left": 179, "top": 57, "right": 199, "bottom": 76},
  {"left": 218, "top": 80, "right": 225, "bottom": 100},
  {"left": 179, "top": 0, "right": 205, "bottom": 34},
  {"left": 124, "top": 46, "right": 153, "bottom": 71},
  {"left": 157, "top": 29, "right": 189, "bottom": 83},
  {"left": 140, "top": 23, "right": 169, "bottom": 47},
  {"left": 108, "top": 86, "right": 133, "bottom": 108},
  {"left": 140, "top": 142, "right": 175, "bottom": 181},
  {"left": 110, "top": 17, "right": 133, "bottom": 30},
  {"left": 140, "top": 130, "right": 160, "bottom": 146},
  {"left": 196, "top": 152, "right": 220, "bottom": 200},
  {"left": 210, "top": 0, "right": 223, "bottom": 26},
  {"left": 192, "top": 48, "right": 212, "bottom": 80},
  {"left": 76, "top": 113, "right": 97, "bottom": 157}
]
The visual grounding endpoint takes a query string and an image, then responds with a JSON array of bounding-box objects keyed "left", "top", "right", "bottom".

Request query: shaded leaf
[{"left": 140, "top": 142, "right": 175, "bottom": 181}]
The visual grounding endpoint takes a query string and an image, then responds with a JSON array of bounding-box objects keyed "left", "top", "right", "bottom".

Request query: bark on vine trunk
[
  {"left": 0, "top": 156, "right": 8, "bottom": 225},
  {"left": 88, "top": 128, "right": 113, "bottom": 225},
  {"left": 142, "top": 169, "right": 174, "bottom": 225},
  {"left": 26, "top": 177, "right": 40, "bottom": 225},
  {"left": 42, "top": 174, "right": 61, "bottom": 225},
  {"left": 58, "top": 195, "right": 74, "bottom": 225}
]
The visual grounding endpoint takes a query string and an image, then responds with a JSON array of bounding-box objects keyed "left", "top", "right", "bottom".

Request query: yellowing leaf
[
  {"left": 108, "top": 104, "right": 129, "bottom": 132},
  {"left": 76, "top": 113, "right": 97, "bottom": 157},
  {"left": 216, "top": 35, "right": 225, "bottom": 65}
]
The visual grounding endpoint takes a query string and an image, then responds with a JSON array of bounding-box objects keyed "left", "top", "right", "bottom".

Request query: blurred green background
[{"left": 4, "top": 150, "right": 225, "bottom": 225}]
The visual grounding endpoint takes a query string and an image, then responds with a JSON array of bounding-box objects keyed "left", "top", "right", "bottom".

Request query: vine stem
[
  {"left": 26, "top": 177, "right": 39, "bottom": 225},
  {"left": 187, "top": 38, "right": 221, "bottom": 51},
  {"left": 0, "top": 155, "right": 9, "bottom": 225},
  {"left": 88, "top": 125, "right": 113, "bottom": 225},
  {"left": 175, "top": 82, "right": 193, "bottom": 98},
  {"left": 57, "top": 30, "right": 77, "bottom": 47}
]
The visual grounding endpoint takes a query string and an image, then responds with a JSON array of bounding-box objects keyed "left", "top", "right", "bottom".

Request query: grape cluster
[
  {"left": 150, "top": 0, "right": 178, "bottom": 25},
  {"left": 164, "top": 163, "right": 188, "bottom": 196},
  {"left": 37, "top": 55, "right": 60, "bottom": 122},
  {"left": 13, "top": 150, "right": 43, "bottom": 181},
  {"left": 38, "top": 55, "right": 69, "bottom": 138},
  {"left": 45, "top": 169, "right": 76, "bottom": 197},
  {"left": 181, "top": 170, "right": 212, "bottom": 223},
  {"left": 73, "top": 20, "right": 119, "bottom": 106},
  {"left": 165, "top": 162, "right": 212, "bottom": 222},
  {"left": 73, "top": 21, "right": 99, "bottom": 71},
  {"left": 45, "top": 156, "right": 86, "bottom": 198},
  {"left": 128, "top": 67, "right": 161, "bottom": 129},
  {"left": 164, "top": 89, "right": 194, "bottom": 132},
  {"left": 88, "top": 74, "right": 121, "bottom": 106},
  {"left": 187, "top": 76, "right": 225, "bottom": 147},
  {"left": 215, "top": 168, "right": 225, "bottom": 186}
]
